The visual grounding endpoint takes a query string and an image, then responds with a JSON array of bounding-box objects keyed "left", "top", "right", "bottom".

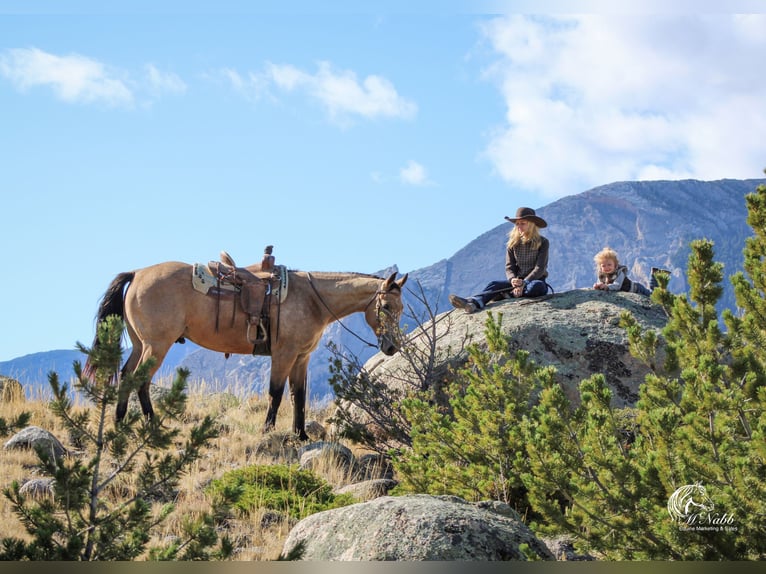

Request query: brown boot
[{"left": 449, "top": 294, "right": 478, "bottom": 314}]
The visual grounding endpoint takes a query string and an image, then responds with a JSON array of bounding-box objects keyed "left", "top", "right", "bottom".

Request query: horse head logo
[{"left": 667, "top": 482, "right": 715, "bottom": 522}]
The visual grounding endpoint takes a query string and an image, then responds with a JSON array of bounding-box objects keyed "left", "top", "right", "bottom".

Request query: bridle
[{"left": 305, "top": 272, "right": 401, "bottom": 349}]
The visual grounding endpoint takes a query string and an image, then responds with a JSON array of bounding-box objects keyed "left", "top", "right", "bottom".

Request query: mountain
[
  {"left": 0, "top": 350, "right": 86, "bottom": 399},
  {"left": 0, "top": 339, "right": 200, "bottom": 400},
  {"left": 415, "top": 178, "right": 763, "bottom": 316},
  {"left": 4, "top": 178, "right": 764, "bottom": 402}
]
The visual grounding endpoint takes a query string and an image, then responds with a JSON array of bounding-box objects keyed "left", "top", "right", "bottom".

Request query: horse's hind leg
[
  {"left": 116, "top": 328, "right": 169, "bottom": 422},
  {"left": 134, "top": 341, "right": 172, "bottom": 419},
  {"left": 116, "top": 343, "right": 142, "bottom": 422}
]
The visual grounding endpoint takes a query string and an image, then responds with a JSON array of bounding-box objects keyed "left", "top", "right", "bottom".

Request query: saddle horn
[{"left": 220, "top": 250, "right": 236, "bottom": 267}]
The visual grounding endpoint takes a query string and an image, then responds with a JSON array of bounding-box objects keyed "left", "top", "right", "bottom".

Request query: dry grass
[{"left": 0, "top": 376, "right": 360, "bottom": 561}]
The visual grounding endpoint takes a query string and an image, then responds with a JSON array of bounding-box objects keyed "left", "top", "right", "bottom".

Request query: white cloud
[
  {"left": 145, "top": 64, "right": 187, "bottom": 96},
  {"left": 399, "top": 160, "right": 434, "bottom": 186},
  {"left": 0, "top": 48, "right": 187, "bottom": 107},
  {"left": 220, "top": 67, "right": 245, "bottom": 91},
  {"left": 0, "top": 47, "right": 133, "bottom": 106},
  {"left": 479, "top": 15, "right": 766, "bottom": 197},
  {"left": 225, "top": 60, "right": 417, "bottom": 123},
  {"left": 267, "top": 62, "right": 311, "bottom": 91}
]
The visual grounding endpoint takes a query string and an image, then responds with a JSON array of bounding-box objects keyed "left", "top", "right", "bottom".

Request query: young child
[{"left": 593, "top": 247, "right": 667, "bottom": 295}]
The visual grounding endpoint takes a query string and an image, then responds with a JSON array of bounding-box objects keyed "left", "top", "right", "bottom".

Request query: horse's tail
[
  {"left": 84, "top": 272, "right": 134, "bottom": 378},
  {"left": 95, "top": 272, "right": 134, "bottom": 326}
]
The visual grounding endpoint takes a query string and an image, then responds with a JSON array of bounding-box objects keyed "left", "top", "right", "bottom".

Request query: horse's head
[
  {"left": 668, "top": 482, "right": 715, "bottom": 521},
  {"left": 687, "top": 483, "right": 715, "bottom": 513},
  {"left": 366, "top": 272, "right": 408, "bottom": 356}
]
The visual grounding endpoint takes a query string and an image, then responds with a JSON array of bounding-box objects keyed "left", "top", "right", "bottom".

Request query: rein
[
  {"left": 305, "top": 272, "right": 382, "bottom": 349},
  {"left": 476, "top": 281, "right": 555, "bottom": 299}
]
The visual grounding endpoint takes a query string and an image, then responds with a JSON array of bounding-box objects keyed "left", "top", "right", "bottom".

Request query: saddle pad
[
  {"left": 192, "top": 263, "right": 239, "bottom": 294},
  {"left": 274, "top": 265, "right": 289, "bottom": 303}
]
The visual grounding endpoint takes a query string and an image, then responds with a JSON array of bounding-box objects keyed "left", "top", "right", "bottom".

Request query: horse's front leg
[
  {"left": 289, "top": 355, "right": 310, "bottom": 441},
  {"left": 263, "top": 360, "right": 291, "bottom": 433}
]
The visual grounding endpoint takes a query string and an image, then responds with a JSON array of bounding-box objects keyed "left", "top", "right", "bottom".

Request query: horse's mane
[{"left": 290, "top": 270, "right": 383, "bottom": 281}]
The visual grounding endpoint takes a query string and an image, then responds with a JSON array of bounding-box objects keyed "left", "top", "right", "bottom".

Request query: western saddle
[{"left": 204, "top": 245, "right": 286, "bottom": 356}]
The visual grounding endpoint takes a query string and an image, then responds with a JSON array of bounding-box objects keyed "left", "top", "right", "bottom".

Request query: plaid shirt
[{"left": 506, "top": 236, "right": 549, "bottom": 282}]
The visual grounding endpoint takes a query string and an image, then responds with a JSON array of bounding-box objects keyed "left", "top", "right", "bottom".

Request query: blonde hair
[
  {"left": 507, "top": 221, "right": 543, "bottom": 250},
  {"left": 594, "top": 247, "right": 620, "bottom": 270}
]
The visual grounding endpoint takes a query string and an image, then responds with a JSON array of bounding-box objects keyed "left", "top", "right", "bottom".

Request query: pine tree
[
  {"left": 390, "top": 179, "right": 766, "bottom": 559},
  {"left": 523, "top": 193, "right": 766, "bottom": 558},
  {"left": 0, "top": 315, "right": 232, "bottom": 560},
  {"left": 394, "top": 312, "right": 555, "bottom": 512}
]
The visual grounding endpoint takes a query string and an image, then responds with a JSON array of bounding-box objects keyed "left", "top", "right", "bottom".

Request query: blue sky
[{"left": 1, "top": 1, "right": 765, "bottom": 361}]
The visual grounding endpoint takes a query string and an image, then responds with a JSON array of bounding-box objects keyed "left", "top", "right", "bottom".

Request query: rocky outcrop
[
  {"left": 346, "top": 289, "right": 667, "bottom": 434},
  {"left": 282, "top": 494, "right": 554, "bottom": 561}
]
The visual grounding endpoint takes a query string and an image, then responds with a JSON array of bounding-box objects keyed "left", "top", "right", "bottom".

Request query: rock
[
  {"left": 373, "top": 289, "right": 663, "bottom": 404},
  {"left": 282, "top": 494, "right": 554, "bottom": 561},
  {"left": 334, "top": 479, "right": 398, "bottom": 501},
  {"left": 334, "top": 289, "right": 668, "bottom": 446},
  {"left": 475, "top": 500, "right": 523, "bottom": 521},
  {"left": 19, "top": 477, "right": 55, "bottom": 499},
  {"left": 0, "top": 375, "right": 23, "bottom": 402},
  {"left": 542, "top": 535, "right": 596, "bottom": 561},
  {"left": 304, "top": 420, "right": 327, "bottom": 441},
  {"left": 248, "top": 430, "right": 301, "bottom": 462},
  {"left": 298, "top": 441, "right": 354, "bottom": 473},
  {"left": 3, "top": 426, "right": 66, "bottom": 460}
]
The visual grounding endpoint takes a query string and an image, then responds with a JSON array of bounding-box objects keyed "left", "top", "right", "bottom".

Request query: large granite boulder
[
  {"left": 282, "top": 494, "right": 554, "bottom": 561},
  {"left": 342, "top": 289, "right": 667, "bottom": 439}
]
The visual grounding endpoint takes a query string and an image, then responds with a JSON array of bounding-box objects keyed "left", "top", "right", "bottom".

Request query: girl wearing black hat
[{"left": 449, "top": 207, "right": 550, "bottom": 313}]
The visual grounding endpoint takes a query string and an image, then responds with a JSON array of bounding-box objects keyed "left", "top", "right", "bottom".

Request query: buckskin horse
[{"left": 86, "top": 257, "right": 407, "bottom": 440}]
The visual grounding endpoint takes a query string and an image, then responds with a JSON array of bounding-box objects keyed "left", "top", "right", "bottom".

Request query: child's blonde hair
[{"left": 594, "top": 247, "right": 620, "bottom": 269}]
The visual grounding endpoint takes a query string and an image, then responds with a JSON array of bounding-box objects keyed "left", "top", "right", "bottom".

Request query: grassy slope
[{"left": 0, "top": 377, "right": 351, "bottom": 561}]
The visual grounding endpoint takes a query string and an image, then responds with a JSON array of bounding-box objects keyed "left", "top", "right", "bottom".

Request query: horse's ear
[
  {"left": 383, "top": 272, "right": 397, "bottom": 290},
  {"left": 397, "top": 273, "right": 408, "bottom": 289}
]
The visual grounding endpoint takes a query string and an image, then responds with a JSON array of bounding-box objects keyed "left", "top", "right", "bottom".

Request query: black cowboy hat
[{"left": 504, "top": 206, "right": 547, "bottom": 228}]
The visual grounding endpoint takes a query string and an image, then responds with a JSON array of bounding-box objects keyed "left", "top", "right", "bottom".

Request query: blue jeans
[
  {"left": 633, "top": 282, "right": 652, "bottom": 296},
  {"left": 471, "top": 279, "right": 548, "bottom": 309}
]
